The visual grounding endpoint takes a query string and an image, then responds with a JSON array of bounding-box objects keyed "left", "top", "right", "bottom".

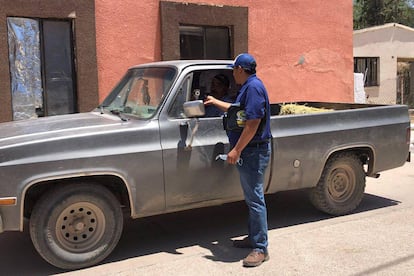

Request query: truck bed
[
  {"left": 266, "top": 101, "right": 410, "bottom": 194},
  {"left": 270, "top": 101, "right": 385, "bottom": 116}
]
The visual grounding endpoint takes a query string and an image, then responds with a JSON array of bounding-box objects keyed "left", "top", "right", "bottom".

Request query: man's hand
[
  {"left": 204, "top": 95, "right": 216, "bottom": 106},
  {"left": 204, "top": 96, "right": 231, "bottom": 112},
  {"left": 229, "top": 119, "right": 261, "bottom": 164},
  {"left": 227, "top": 148, "right": 241, "bottom": 165}
]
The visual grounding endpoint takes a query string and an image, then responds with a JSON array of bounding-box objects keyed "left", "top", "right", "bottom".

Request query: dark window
[
  {"left": 397, "top": 66, "right": 413, "bottom": 108},
  {"left": 42, "top": 20, "right": 77, "bottom": 116},
  {"left": 179, "top": 25, "right": 231, "bottom": 59},
  {"left": 354, "top": 57, "right": 379, "bottom": 87}
]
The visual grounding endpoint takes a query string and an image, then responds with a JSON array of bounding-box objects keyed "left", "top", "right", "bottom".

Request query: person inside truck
[{"left": 204, "top": 74, "right": 233, "bottom": 117}]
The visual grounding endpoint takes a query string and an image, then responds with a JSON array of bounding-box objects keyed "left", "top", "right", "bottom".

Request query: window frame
[
  {"left": 167, "top": 68, "right": 236, "bottom": 119},
  {"left": 160, "top": 1, "right": 248, "bottom": 61},
  {"left": 168, "top": 73, "right": 194, "bottom": 119},
  {"left": 354, "top": 57, "right": 379, "bottom": 87}
]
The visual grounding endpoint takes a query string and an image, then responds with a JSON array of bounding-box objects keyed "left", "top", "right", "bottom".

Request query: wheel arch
[
  {"left": 322, "top": 145, "right": 376, "bottom": 178},
  {"left": 23, "top": 174, "right": 132, "bottom": 226}
]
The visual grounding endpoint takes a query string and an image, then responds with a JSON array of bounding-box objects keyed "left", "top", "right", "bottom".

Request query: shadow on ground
[{"left": 0, "top": 190, "right": 400, "bottom": 275}]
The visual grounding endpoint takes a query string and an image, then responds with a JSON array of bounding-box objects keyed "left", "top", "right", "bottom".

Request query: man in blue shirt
[{"left": 204, "top": 53, "right": 272, "bottom": 267}]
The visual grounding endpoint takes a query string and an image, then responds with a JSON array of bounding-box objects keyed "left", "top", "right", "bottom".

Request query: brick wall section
[{"left": 95, "top": 0, "right": 353, "bottom": 103}]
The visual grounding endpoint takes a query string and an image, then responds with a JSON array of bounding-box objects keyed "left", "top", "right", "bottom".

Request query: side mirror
[{"left": 183, "top": 100, "right": 205, "bottom": 118}]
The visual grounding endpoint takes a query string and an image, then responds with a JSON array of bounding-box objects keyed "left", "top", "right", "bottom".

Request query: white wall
[{"left": 354, "top": 24, "right": 414, "bottom": 104}]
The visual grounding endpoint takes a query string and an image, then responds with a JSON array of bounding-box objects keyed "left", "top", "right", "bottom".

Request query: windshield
[{"left": 101, "top": 67, "right": 176, "bottom": 119}]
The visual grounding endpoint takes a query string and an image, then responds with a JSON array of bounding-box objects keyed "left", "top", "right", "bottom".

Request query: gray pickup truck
[{"left": 0, "top": 60, "right": 411, "bottom": 269}]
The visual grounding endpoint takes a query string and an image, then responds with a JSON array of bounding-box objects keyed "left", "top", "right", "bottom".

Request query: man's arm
[{"left": 204, "top": 95, "right": 231, "bottom": 112}]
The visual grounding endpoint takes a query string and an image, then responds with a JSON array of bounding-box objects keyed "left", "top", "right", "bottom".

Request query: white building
[{"left": 354, "top": 23, "right": 414, "bottom": 107}]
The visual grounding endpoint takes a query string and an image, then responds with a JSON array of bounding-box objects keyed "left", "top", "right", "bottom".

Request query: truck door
[{"left": 159, "top": 67, "right": 243, "bottom": 208}]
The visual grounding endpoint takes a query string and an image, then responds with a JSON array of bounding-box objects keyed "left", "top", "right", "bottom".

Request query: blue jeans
[{"left": 237, "top": 143, "right": 271, "bottom": 253}]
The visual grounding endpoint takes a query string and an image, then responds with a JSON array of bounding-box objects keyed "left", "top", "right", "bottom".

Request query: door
[
  {"left": 42, "top": 20, "right": 77, "bottom": 116},
  {"left": 159, "top": 66, "right": 242, "bottom": 208}
]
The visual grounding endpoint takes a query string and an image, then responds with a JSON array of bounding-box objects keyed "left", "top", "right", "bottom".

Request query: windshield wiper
[
  {"left": 110, "top": 109, "right": 129, "bottom": 122},
  {"left": 99, "top": 105, "right": 105, "bottom": 114}
]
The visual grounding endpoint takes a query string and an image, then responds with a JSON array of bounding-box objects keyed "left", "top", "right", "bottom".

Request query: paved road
[{"left": 1, "top": 154, "right": 413, "bottom": 276}]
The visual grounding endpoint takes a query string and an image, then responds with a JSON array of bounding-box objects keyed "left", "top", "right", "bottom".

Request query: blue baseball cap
[{"left": 228, "top": 53, "right": 257, "bottom": 72}]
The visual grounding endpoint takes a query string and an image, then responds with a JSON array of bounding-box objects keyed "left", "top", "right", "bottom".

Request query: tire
[
  {"left": 29, "top": 183, "right": 123, "bottom": 270},
  {"left": 309, "top": 153, "right": 366, "bottom": 215}
]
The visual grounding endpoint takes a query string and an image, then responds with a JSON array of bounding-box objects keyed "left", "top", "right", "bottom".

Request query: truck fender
[
  {"left": 321, "top": 144, "right": 375, "bottom": 178},
  {"left": 21, "top": 172, "right": 134, "bottom": 230}
]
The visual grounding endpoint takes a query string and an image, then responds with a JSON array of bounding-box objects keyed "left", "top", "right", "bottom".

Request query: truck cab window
[{"left": 169, "top": 73, "right": 193, "bottom": 118}]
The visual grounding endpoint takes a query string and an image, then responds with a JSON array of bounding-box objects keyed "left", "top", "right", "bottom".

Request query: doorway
[{"left": 7, "top": 17, "right": 77, "bottom": 120}]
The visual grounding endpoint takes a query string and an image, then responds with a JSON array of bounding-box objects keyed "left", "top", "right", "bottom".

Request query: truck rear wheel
[
  {"left": 309, "top": 153, "right": 366, "bottom": 215},
  {"left": 29, "top": 183, "right": 123, "bottom": 269}
]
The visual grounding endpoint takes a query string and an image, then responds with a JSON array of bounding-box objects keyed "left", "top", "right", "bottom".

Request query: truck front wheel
[
  {"left": 309, "top": 153, "right": 366, "bottom": 215},
  {"left": 29, "top": 183, "right": 123, "bottom": 270}
]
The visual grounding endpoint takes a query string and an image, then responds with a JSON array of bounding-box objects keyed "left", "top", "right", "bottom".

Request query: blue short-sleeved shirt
[{"left": 228, "top": 74, "right": 272, "bottom": 147}]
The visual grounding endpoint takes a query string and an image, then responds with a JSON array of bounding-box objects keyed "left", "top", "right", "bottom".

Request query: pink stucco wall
[{"left": 95, "top": 0, "right": 353, "bottom": 103}]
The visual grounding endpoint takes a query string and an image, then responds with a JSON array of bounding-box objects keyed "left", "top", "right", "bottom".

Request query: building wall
[
  {"left": 0, "top": 0, "right": 353, "bottom": 122},
  {"left": 95, "top": 0, "right": 354, "bottom": 103},
  {"left": 354, "top": 24, "right": 414, "bottom": 104}
]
